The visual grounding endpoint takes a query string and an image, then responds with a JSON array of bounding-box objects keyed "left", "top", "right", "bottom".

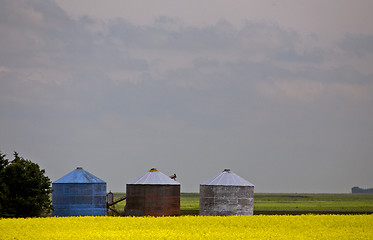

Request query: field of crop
[
  {"left": 254, "top": 193, "right": 373, "bottom": 215},
  {"left": 107, "top": 192, "right": 373, "bottom": 215},
  {"left": 254, "top": 193, "right": 373, "bottom": 210},
  {"left": 1, "top": 215, "right": 372, "bottom": 239}
]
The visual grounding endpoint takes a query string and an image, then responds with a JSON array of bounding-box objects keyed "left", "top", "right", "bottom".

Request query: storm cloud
[{"left": 1, "top": 0, "right": 372, "bottom": 192}]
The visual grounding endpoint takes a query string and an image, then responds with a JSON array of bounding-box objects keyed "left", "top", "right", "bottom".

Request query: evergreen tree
[
  {"left": 0, "top": 151, "right": 53, "bottom": 217},
  {"left": 0, "top": 151, "right": 9, "bottom": 213}
]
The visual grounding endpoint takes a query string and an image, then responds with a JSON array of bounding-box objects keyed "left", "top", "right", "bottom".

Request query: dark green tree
[
  {"left": 0, "top": 151, "right": 53, "bottom": 217},
  {"left": 0, "top": 151, "right": 9, "bottom": 213}
]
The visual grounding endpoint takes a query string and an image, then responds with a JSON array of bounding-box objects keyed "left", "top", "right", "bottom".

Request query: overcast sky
[{"left": 1, "top": 0, "right": 372, "bottom": 193}]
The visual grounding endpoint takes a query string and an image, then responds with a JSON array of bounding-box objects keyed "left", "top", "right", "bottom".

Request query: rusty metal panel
[{"left": 126, "top": 184, "right": 180, "bottom": 216}]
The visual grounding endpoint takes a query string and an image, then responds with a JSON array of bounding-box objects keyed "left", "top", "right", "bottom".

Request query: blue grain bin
[{"left": 52, "top": 167, "right": 107, "bottom": 216}]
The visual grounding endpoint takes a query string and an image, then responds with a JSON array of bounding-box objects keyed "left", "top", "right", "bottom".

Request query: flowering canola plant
[{"left": 0, "top": 215, "right": 372, "bottom": 239}]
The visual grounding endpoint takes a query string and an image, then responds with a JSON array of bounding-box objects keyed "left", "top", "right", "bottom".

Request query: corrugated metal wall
[
  {"left": 199, "top": 185, "right": 254, "bottom": 216},
  {"left": 52, "top": 183, "right": 106, "bottom": 216},
  {"left": 126, "top": 184, "right": 180, "bottom": 216},
  {"left": 52, "top": 167, "right": 107, "bottom": 216}
]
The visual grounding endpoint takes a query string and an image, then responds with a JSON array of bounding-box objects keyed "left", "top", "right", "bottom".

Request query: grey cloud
[
  {"left": 0, "top": 0, "right": 145, "bottom": 73},
  {"left": 295, "top": 65, "right": 373, "bottom": 85},
  {"left": 0, "top": 1, "right": 90, "bottom": 68},
  {"left": 338, "top": 34, "right": 373, "bottom": 57},
  {"left": 1, "top": 0, "right": 372, "bottom": 193},
  {"left": 107, "top": 18, "right": 299, "bottom": 56},
  {"left": 274, "top": 48, "right": 324, "bottom": 63}
]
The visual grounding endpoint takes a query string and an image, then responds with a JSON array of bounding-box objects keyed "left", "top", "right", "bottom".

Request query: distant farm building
[
  {"left": 200, "top": 169, "right": 254, "bottom": 216},
  {"left": 126, "top": 168, "right": 180, "bottom": 216},
  {"left": 352, "top": 186, "right": 373, "bottom": 193},
  {"left": 52, "top": 167, "right": 107, "bottom": 216}
]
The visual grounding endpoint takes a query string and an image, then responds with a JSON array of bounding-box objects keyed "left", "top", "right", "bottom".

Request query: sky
[{"left": 0, "top": 0, "right": 372, "bottom": 193}]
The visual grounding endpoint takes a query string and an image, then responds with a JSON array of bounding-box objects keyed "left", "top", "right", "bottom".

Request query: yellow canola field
[{"left": 1, "top": 215, "right": 372, "bottom": 239}]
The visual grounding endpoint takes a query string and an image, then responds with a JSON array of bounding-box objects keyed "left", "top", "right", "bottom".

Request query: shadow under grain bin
[
  {"left": 126, "top": 168, "right": 180, "bottom": 216},
  {"left": 52, "top": 167, "right": 107, "bottom": 217},
  {"left": 200, "top": 169, "right": 254, "bottom": 216}
]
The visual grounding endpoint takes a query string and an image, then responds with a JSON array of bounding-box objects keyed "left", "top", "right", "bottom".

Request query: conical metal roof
[
  {"left": 201, "top": 169, "right": 254, "bottom": 186},
  {"left": 53, "top": 167, "right": 106, "bottom": 184},
  {"left": 127, "top": 168, "right": 180, "bottom": 185}
]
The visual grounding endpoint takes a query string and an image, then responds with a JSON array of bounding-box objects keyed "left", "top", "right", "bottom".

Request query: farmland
[
  {"left": 1, "top": 193, "right": 372, "bottom": 239},
  {"left": 1, "top": 215, "right": 372, "bottom": 239},
  {"left": 254, "top": 193, "right": 373, "bottom": 214},
  {"left": 108, "top": 192, "right": 373, "bottom": 215}
]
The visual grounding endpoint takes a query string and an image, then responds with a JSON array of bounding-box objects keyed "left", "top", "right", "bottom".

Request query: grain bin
[
  {"left": 199, "top": 169, "right": 254, "bottom": 216},
  {"left": 126, "top": 168, "right": 180, "bottom": 216},
  {"left": 52, "top": 167, "right": 107, "bottom": 216}
]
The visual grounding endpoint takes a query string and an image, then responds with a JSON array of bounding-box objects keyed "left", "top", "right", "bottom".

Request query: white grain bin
[{"left": 199, "top": 169, "right": 254, "bottom": 216}]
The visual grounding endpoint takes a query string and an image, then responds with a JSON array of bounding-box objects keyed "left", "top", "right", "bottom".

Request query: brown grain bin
[{"left": 126, "top": 168, "right": 180, "bottom": 216}]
